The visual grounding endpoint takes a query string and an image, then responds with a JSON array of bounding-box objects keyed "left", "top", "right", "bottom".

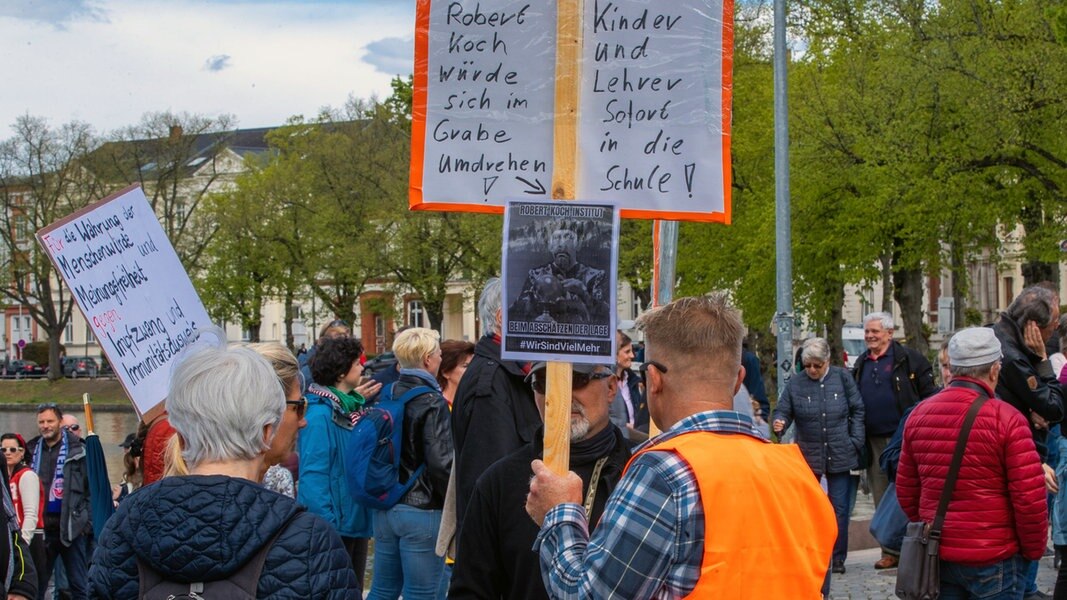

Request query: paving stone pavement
[{"left": 829, "top": 547, "right": 1058, "bottom": 599}]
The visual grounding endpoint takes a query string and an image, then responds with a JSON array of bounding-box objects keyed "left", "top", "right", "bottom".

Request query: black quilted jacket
[{"left": 88, "top": 474, "right": 358, "bottom": 599}]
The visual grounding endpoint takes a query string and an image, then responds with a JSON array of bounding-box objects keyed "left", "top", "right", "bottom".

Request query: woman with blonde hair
[{"left": 367, "top": 328, "right": 454, "bottom": 600}]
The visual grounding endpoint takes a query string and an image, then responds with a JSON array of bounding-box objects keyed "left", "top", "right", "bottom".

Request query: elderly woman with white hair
[
  {"left": 88, "top": 342, "right": 358, "bottom": 599},
  {"left": 367, "top": 327, "right": 454, "bottom": 600},
  {"left": 772, "top": 337, "right": 865, "bottom": 582}
]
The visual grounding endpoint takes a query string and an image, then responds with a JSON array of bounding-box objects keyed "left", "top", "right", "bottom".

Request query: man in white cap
[{"left": 897, "top": 327, "right": 1047, "bottom": 597}]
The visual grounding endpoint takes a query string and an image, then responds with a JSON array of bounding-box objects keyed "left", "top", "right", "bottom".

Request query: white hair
[
  {"left": 800, "top": 337, "right": 831, "bottom": 364},
  {"left": 479, "top": 277, "right": 502, "bottom": 334},
  {"left": 166, "top": 344, "right": 285, "bottom": 466},
  {"left": 863, "top": 312, "right": 895, "bottom": 331}
]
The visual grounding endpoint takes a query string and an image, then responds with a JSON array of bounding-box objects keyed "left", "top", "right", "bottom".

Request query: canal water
[{"left": 0, "top": 408, "right": 140, "bottom": 484}]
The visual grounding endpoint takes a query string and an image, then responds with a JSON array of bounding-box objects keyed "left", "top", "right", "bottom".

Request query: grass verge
[{"left": 0, "top": 378, "right": 130, "bottom": 407}]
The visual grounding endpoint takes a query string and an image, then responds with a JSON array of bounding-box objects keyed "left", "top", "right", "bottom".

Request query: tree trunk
[
  {"left": 284, "top": 287, "right": 295, "bottom": 351},
  {"left": 893, "top": 266, "right": 929, "bottom": 355},
  {"left": 880, "top": 252, "right": 894, "bottom": 313},
  {"left": 48, "top": 328, "right": 64, "bottom": 381},
  {"left": 828, "top": 281, "right": 847, "bottom": 367},
  {"left": 950, "top": 245, "right": 967, "bottom": 330},
  {"left": 426, "top": 301, "right": 444, "bottom": 336}
]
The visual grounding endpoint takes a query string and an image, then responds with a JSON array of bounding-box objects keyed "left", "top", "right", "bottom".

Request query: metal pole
[
  {"left": 773, "top": 0, "right": 794, "bottom": 399},
  {"left": 655, "top": 221, "right": 679, "bottom": 308}
]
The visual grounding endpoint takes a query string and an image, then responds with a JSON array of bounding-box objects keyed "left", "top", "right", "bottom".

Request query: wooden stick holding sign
[{"left": 543, "top": 0, "right": 582, "bottom": 476}]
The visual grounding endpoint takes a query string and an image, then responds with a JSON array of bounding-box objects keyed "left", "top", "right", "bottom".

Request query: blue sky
[{"left": 0, "top": 0, "right": 416, "bottom": 133}]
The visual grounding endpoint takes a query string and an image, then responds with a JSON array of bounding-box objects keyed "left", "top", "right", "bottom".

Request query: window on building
[
  {"left": 1004, "top": 277, "right": 1014, "bottom": 309},
  {"left": 85, "top": 325, "right": 95, "bottom": 344},
  {"left": 375, "top": 315, "right": 386, "bottom": 354},
  {"left": 64, "top": 323, "right": 74, "bottom": 344},
  {"left": 241, "top": 327, "right": 252, "bottom": 342},
  {"left": 408, "top": 300, "right": 426, "bottom": 328}
]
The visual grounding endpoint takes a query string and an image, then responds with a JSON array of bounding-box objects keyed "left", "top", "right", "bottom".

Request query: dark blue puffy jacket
[{"left": 88, "top": 475, "right": 358, "bottom": 599}]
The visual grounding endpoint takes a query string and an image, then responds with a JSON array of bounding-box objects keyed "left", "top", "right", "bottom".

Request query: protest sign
[
  {"left": 501, "top": 200, "right": 618, "bottom": 363},
  {"left": 411, "top": 0, "right": 732, "bottom": 222},
  {"left": 36, "top": 185, "right": 211, "bottom": 419}
]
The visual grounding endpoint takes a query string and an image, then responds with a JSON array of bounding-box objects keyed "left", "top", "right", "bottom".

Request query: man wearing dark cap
[
  {"left": 449, "top": 362, "right": 631, "bottom": 600},
  {"left": 897, "top": 327, "right": 1047, "bottom": 598}
]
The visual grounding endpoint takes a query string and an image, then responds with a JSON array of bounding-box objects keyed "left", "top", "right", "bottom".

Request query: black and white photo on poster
[{"left": 501, "top": 200, "right": 619, "bottom": 363}]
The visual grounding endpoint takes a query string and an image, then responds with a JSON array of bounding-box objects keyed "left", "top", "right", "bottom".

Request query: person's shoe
[
  {"left": 874, "top": 555, "right": 898, "bottom": 569},
  {"left": 831, "top": 560, "right": 846, "bottom": 574}
]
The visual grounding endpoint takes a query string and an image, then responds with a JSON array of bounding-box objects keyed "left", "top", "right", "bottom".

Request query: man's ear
[
  {"left": 606, "top": 374, "right": 619, "bottom": 396},
  {"left": 733, "top": 365, "right": 746, "bottom": 396}
]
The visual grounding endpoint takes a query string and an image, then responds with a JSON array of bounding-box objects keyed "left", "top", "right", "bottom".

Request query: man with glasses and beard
[
  {"left": 509, "top": 228, "right": 610, "bottom": 325},
  {"left": 449, "top": 362, "right": 631, "bottom": 600}
]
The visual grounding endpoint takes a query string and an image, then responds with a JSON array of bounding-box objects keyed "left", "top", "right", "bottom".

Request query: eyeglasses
[
  {"left": 286, "top": 398, "right": 307, "bottom": 419},
  {"left": 803, "top": 362, "right": 827, "bottom": 370},
  {"left": 1, "top": 448, "right": 21, "bottom": 454},
  {"left": 327, "top": 319, "right": 349, "bottom": 329},
  {"left": 530, "top": 370, "right": 613, "bottom": 395},
  {"left": 36, "top": 402, "right": 58, "bottom": 413},
  {"left": 64, "top": 424, "right": 80, "bottom": 432},
  {"left": 639, "top": 360, "right": 670, "bottom": 379}
]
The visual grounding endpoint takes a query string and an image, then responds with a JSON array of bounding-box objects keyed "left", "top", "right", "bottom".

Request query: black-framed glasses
[
  {"left": 0, "top": 447, "right": 20, "bottom": 454},
  {"left": 286, "top": 398, "right": 307, "bottom": 419},
  {"left": 639, "top": 360, "right": 670, "bottom": 379},
  {"left": 803, "top": 362, "right": 827, "bottom": 370},
  {"left": 530, "top": 370, "right": 613, "bottom": 395}
]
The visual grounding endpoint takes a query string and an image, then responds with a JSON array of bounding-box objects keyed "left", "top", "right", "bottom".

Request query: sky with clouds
[{"left": 0, "top": 0, "right": 417, "bottom": 134}]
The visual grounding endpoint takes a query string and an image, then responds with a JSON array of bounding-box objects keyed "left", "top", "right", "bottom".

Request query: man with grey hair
[
  {"left": 897, "top": 327, "right": 1046, "bottom": 598},
  {"left": 852, "top": 311, "right": 938, "bottom": 569},
  {"left": 993, "top": 285, "right": 1064, "bottom": 461},
  {"left": 452, "top": 277, "right": 539, "bottom": 542}
]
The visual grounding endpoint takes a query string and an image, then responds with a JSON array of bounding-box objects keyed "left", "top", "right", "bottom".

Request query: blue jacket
[
  {"left": 773, "top": 365, "right": 866, "bottom": 475},
  {"left": 88, "top": 475, "right": 357, "bottom": 599},
  {"left": 297, "top": 386, "right": 374, "bottom": 538}
]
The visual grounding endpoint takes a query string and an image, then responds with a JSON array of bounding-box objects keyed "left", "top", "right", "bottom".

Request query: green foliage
[{"left": 24, "top": 341, "right": 61, "bottom": 366}]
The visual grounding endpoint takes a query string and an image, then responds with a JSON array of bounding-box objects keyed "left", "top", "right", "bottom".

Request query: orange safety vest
[{"left": 626, "top": 431, "right": 836, "bottom": 599}]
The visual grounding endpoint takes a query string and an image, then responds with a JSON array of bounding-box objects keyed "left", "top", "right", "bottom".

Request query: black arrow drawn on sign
[
  {"left": 484, "top": 176, "right": 499, "bottom": 196},
  {"left": 515, "top": 176, "right": 546, "bottom": 195}
]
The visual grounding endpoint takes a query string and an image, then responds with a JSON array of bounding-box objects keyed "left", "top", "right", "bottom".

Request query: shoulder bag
[{"left": 895, "top": 383, "right": 988, "bottom": 600}]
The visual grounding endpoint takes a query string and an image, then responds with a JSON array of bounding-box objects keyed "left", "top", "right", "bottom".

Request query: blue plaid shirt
[{"left": 533, "top": 410, "right": 768, "bottom": 599}]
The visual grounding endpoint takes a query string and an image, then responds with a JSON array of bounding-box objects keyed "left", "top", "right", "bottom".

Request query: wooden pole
[
  {"left": 543, "top": 0, "right": 582, "bottom": 475},
  {"left": 82, "top": 393, "right": 96, "bottom": 435}
]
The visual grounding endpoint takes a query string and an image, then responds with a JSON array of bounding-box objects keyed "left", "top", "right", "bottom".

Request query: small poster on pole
[
  {"left": 501, "top": 200, "right": 619, "bottom": 363},
  {"left": 36, "top": 184, "right": 212, "bottom": 419}
]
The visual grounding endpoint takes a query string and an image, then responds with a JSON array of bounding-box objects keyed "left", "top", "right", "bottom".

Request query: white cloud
[
  {"left": 363, "top": 37, "right": 414, "bottom": 76},
  {"left": 0, "top": 0, "right": 108, "bottom": 29},
  {"left": 0, "top": 0, "right": 416, "bottom": 133}
]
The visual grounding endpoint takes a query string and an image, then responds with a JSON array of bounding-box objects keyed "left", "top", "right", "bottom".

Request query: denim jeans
[
  {"left": 940, "top": 554, "right": 1029, "bottom": 599},
  {"left": 367, "top": 504, "right": 445, "bottom": 600},
  {"left": 825, "top": 472, "right": 852, "bottom": 563},
  {"left": 43, "top": 529, "right": 89, "bottom": 600}
]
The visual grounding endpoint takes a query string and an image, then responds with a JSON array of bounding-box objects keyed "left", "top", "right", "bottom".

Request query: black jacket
[
  {"left": 773, "top": 366, "right": 866, "bottom": 475},
  {"left": 393, "top": 371, "right": 453, "bottom": 510},
  {"left": 449, "top": 426, "right": 632, "bottom": 600},
  {"left": 992, "top": 315, "right": 1065, "bottom": 458},
  {"left": 451, "top": 335, "right": 539, "bottom": 534},
  {"left": 852, "top": 339, "right": 939, "bottom": 425},
  {"left": 89, "top": 475, "right": 358, "bottom": 599}
]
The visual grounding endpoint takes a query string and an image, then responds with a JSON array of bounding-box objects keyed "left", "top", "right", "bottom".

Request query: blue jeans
[
  {"left": 367, "top": 505, "right": 445, "bottom": 600},
  {"left": 940, "top": 554, "right": 1029, "bottom": 599},
  {"left": 824, "top": 472, "right": 851, "bottom": 563},
  {"left": 43, "top": 529, "right": 88, "bottom": 600}
]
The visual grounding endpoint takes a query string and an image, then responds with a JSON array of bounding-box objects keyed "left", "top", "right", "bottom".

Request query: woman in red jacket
[{"left": 2, "top": 433, "right": 46, "bottom": 589}]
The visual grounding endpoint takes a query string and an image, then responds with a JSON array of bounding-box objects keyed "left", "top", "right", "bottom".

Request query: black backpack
[{"left": 136, "top": 513, "right": 296, "bottom": 599}]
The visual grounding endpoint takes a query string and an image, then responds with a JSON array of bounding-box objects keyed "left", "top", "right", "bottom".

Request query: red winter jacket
[{"left": 897, "top": 377, "right": 1047, "bottom": 565}]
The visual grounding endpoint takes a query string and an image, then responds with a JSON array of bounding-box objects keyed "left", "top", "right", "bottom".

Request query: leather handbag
[{"left": 895, "top": 384, "right": 988, "bottom": 600}]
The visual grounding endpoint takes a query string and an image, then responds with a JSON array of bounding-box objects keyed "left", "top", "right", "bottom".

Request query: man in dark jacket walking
[
  {"left": 449, "top": 362, "right": 631, "bottom": 600},
  {"left": 28, "top": 404, "right": 91, "bottom": 600},
  {"left": 451, "top": 278, "right": 540, "bottom": 540},
  {"left": 852, "top": 311, "right": 938, "bottom": 569}
]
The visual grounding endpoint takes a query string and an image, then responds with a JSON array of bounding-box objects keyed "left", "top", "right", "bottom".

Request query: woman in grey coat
[{"left": 772, "top": 337, "right": 864, "bottom": 576}]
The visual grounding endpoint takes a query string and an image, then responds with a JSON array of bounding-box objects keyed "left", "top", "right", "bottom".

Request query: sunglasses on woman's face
[
  {"left": 1, "top": 447, "right": 21, "bottom": 454},
  {"left": 286, "top": 397, "right": 307, "bottom": 419}
]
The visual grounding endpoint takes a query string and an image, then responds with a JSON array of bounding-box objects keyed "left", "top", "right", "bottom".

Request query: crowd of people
[{"left": 1, "top": 281, "right": 1066, "bottom": 599}]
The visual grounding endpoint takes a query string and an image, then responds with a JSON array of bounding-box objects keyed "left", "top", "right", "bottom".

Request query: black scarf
[{"left": 570, "top": 424, "right": 618, "bottom": 466}]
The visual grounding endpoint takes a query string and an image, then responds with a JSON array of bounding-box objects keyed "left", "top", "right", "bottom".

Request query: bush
[{"left": 22, "top": 341, "right": 64, "bottom": 367}]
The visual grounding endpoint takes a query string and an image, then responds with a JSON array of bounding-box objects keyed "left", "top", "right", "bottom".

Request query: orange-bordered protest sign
[{"left": 411, "top": 0, "right": 733, "bottom": 223}]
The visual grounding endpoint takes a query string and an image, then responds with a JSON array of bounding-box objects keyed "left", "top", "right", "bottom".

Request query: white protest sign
[
  {"left": 577, "top": 0, "right": 729, "bottom": 218},
  {"left": 412, "top": 1, "right": 557, "bottom": 207},
  {"left": 411, "top": 0, "right": 732, "bottom": 223},
  {"left": 36, "top": 185, "right": 211, "bottom": 418}
]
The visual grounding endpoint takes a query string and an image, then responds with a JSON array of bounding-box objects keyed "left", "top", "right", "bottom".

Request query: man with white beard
[{"left": 448, "top": 362, "right": 632, "bottom": 600}]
